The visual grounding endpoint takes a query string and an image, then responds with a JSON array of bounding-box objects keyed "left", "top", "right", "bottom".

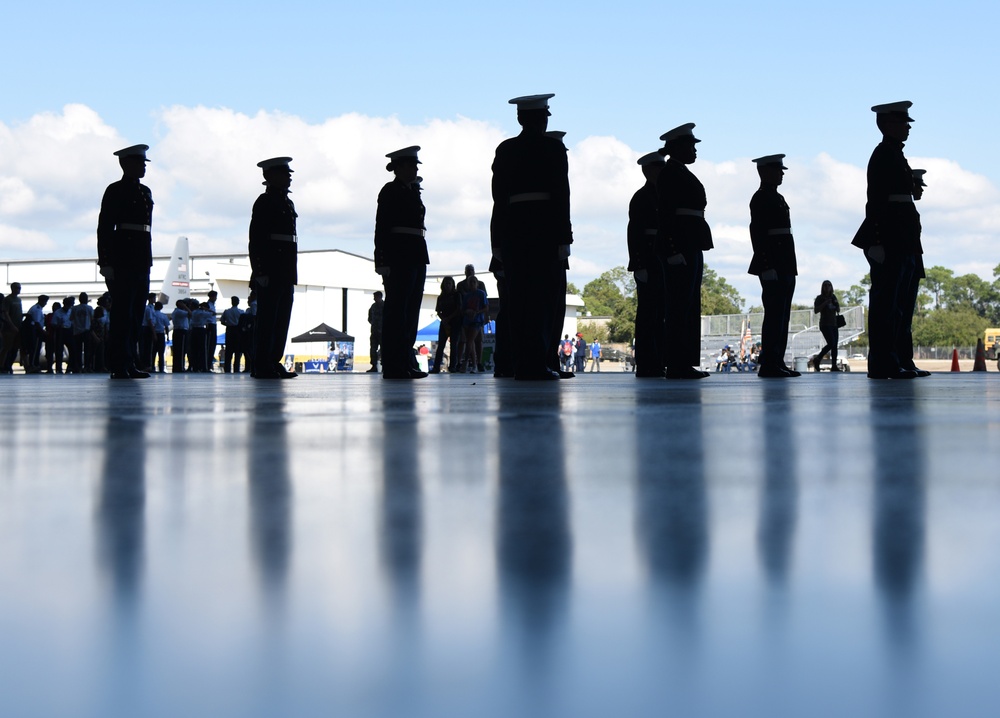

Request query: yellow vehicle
[{"left": 985, "top": 329, "right": 1000, "bottom": 360}]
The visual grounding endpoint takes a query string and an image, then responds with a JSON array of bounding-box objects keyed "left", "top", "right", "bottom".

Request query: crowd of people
[{"left": 0, "top": 280, "right": 260, "bottom": 375}]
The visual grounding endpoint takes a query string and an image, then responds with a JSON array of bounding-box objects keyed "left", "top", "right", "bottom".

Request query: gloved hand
[
  {"left": 558, "top": 244, "right": 571, "bottom": 260},
  {"left": 256, "top": 275, "right": 270, "bottom": 288},
  {"left": 866, "top": 245, "right": 885, "bottom": 265},
  {"left": 634, "top": 269, "right": 648, "bottom": 283},
  {"left": 375, "top": 266, "right": 390, "bottom": 277},
  {"left": 100, "top": 266, "right": 115, "bottom": 280},
  {"left": 761, "top": 269, "right": 778, "bottom": 281},
  {"left": 666, "top": 253, "right": 686, "bottom": 266}
]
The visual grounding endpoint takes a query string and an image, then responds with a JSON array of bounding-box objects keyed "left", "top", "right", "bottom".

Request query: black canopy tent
[{"left": 290, "top": 323, "right": 355, "bottom": 343}]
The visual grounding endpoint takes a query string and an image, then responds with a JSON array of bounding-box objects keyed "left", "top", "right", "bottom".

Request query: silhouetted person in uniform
[
  {"left": 491, "top": 94, "right": 573, "bottom": 380},
  {"left": 374, "top": 146, "right": 429, "bottom": 380},
  {"left": 749, "top": 154, "right": 800, "bottom": 378},
  {"left": 657, "top": 124, "right": 711, "bottom": 379},
  {"left": 852, "top": 101, "right": 922, "bottom": 380},
  {"left": 367, "top": 291, "right": 384, "bottom": 373},
  {"left": 629, "top": 151, "right": 667, "bottom": 377},
  {"left": 98, "top": 144, "right": 154, "bottom": 379},
  {"left": 220, "top": 296, "right": 243, "bottom": 373},
  {"left": 249, "top": 157, "right": 298, "bottom": 379},
  {"left": 543, "top": 130, "right": 574, "bottom": 379}
]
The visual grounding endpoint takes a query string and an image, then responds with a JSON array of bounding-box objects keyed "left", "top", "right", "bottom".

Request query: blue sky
[{"left": 2, "top": 0, "right": 998, "bottom": 302}]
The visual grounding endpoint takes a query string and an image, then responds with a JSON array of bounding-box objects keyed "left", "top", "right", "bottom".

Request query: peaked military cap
[
  {"left": 114, "top": 144, "right": 150, "bottom": 160},
  {"left": 257, "top": 157, "right": 294, "bottom": 172},
  {"left": 659, "top": 123, "right": 700, "bottom": 144},
  {"left": 385, "top": 146, "right": 421, "bottom": 163},
  {"left": 509, "top": 94, "right": 554, "bottom": 112},
  {"left": 912, "top": 169, "right": 927, "bottom": 186},
  {"left": 637, "top": 152, "right": 666, "bottom": 166},
  {"left": 871, "top": 100, "right": 914, "bottom": 121},
  {"left": 752, "top": 154, "right": 787, "bottom": 169}
]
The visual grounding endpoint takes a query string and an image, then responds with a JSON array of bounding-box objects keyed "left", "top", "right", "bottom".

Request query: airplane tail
[{"left": 158, "top": 236, "right": 191, "bottom": 306}]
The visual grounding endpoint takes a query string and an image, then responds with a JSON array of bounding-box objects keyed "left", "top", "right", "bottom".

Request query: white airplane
[{"left": 157, "top": 236, "right": 191, "bottom": 306}]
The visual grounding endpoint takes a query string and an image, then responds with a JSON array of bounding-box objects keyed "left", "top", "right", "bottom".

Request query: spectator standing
[
  {"left": 431, "top": 277, "right": 461, "bottom": 373},
  {"left": 44, "top": 301, "right": 61, "bottom": 373},
  {"left": 367, "top": 291, "right": 384, "bottom": 373},
  {"left": 574, "top": 333, "right": 587, "bottom": 373},
  {"left": 220, "top": 297, "right": 244, "bottom": 373},
  {"left": 171, "top": 299, "right": 191, "bottom": 373},
  {"left": 589, "top": 339, "right": 602, "bottom": 372},
  {"left": 70, "top": 292, "right": 95, "bottom": 373},
  {"left": 1, "top": 283, "right": 24, "bottom": 373},
  {"left": 152, "top": 301, "right": 169, "bottom": 373},
  {"left": 461, "top": 275, "right": 488, "bottom": 373},
  {"left": 24, "top": 295, "right": 49, "bottom": 373}
]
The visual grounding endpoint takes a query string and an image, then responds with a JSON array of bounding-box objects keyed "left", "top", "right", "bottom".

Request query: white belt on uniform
[
  {"left": 118, "top": 223, "right": 151, "bottom": 232},
  {"left": 509, "top": 192, "right": 552, "bottom": 204},
  {"left": 675, "top": 209, "right": 704, "bottom": 217},
  {"left": 767, "top": 228, "right": 792, "bottom": 236},
  {"left": 643, "top": 229, "right": 658, "bottom": 235},
  {"left": 270, "top": 234, "right": 297, "bottom": 242},
  {"left": 390, "top": 227, "right": 426, "bottom": 237},
  {"left": 888, "top": 194, "right": 913, "bottom": 202}
]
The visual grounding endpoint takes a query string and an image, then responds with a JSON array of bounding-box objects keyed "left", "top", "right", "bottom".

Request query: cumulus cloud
[{"left": 1, "top": 104, "right": 998, "bottom": 305}]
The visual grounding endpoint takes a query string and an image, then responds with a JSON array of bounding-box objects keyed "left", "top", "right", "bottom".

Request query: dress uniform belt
[
  {"left": 643, "top": 229, "right": 658, "bottom": 235},
  {"left": 118, "top": 223, "right": 151, "bottom": 232},
  {"left": 675, "top": 209, "right": 705, "bottom": 217},
  {"left": 888, "top": 195, "right": 913, "bottom": 202},
  {"left": 270, "top": 234, "right": 297, "bottom": 242},
  {"left": 509, "top": 192, "right": 552, "bottom": 204},
  {"left": 389, "top": 227, "right": 426, "bottom": 237},
  {"left": 767, "top": 228, "right": 792, "bottom": 235}
]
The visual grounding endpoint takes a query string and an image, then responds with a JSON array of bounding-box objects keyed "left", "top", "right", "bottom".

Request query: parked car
[{"left": 601, "top": 348, "right": 627, "bottom": 363}]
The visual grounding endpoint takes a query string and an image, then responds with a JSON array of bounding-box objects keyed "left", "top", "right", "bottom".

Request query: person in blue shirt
[
  {"left": 152, "top": 301, "right": 170, "bottom": 373},
  {"left": 24, "top": 294, "right": 48, "bottom": 373},
  {"left": 589, "top": 340, "right": 602, "bottom": 372},
  {"left": 220, "top": 296, "right": 244, "bottom": 373}
]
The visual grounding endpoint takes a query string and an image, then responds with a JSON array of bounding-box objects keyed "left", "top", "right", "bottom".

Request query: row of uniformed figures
[
  {"left": 98, "top": 96, "right": 926, "bottom": 380},
  {"left": 626, "top": 99, "right": 927, "bottom": 379}
]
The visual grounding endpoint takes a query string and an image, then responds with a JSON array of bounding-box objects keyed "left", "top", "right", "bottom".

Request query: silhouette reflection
[
  {"left": 871, "top": 386, "right": 926, "bottom": 656},
  {"left": 757, "top": 382, "right": 798, "bottom": 588},
  {"left": 248, "top": 390, "right": 293, "bottom": 607},
  {"left": 378, "top": 385, "right": 423, "bottom": 600},
  {"left": 634, "top": 387, "right": 708, "bottom": 621},
  {"left": 495, "top": 387, "right": 571, "bottom": 685},
  {"left": 96, "top": 391, "right": 148, "bottom": 606}
]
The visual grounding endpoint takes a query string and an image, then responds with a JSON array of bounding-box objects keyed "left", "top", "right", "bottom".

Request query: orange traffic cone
[
  {"left": 951, "top": 348, "right": 961, "bottom": 372},
  {"left": 973, "top": 339, "right": 988, "bottom": 372}
]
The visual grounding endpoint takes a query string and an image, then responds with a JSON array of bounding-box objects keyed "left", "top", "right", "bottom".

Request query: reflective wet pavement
[{"left": 2, "top": 373, "right": 999, "bottom": 717}]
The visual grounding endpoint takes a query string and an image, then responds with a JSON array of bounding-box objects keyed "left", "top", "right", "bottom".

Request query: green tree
[
  {"left": 913, "top": 308, "right": 990, "bottom": 347},
  {"left": 577, "top": 320, "right": 608, "bottom": 344},
  {"left": 566, "top": 281, "right": 581, "bottom": 295},
  {"left": 701, "top": 264, "right": 744, "bottom": 315}
]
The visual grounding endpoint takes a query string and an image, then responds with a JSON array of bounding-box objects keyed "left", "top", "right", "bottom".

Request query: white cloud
[{"left": 1, "top": 104, "right": 998, "bottom": 308}]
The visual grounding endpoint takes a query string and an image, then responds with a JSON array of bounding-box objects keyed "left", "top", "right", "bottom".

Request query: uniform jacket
[
  {"left": 748, "top": 185, "right": 797, "bottom": 276},
  {"left": 97, "top": 178, "right": 154, "bottom": 271},
  {"left": 374, "top": 180, "right": 428, "bottom": 267},
  {"left": 656, "top": 159, "right": 713, "bottom": 256},
  {"left": 490, "top": 132, "right": 572, "bottom": 260},
  {"left": 249, "top": 190, "right": 298, "bottom": 286},
  {"left": 627, "top": 181, "right": 658, "bottom": 272},
  {"left": 852, "top": 138, "right": 922, "bottom": 255}
]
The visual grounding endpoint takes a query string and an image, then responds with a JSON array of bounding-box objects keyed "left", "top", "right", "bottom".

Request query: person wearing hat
[
  {"left": 851, "top": 101, "right": 923, "bottom": 379},
  {"left": 657, "top": 123, "right": 712, "bottom": 379},
  {"left": 628, "top": 151, "right": 667, "bottom": 377},
  {"left": 748, "top": 154, "right": 800, "bottom": 378},
  {"left": 97, "top": 144, "right": 154, "bottom": 379},
  {"left": 491, "top": 93, "right": 573, "bottom": 381},
  {"left": 249, "top": 157, "right": 298, "bottom": 379},
  {"left": 374, "top": 146, "right": 429, "bottom": 379}
]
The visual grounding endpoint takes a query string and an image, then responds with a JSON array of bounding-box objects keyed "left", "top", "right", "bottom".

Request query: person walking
[{"left": 813, "top": 281, "right": 842, "bottom": 371}]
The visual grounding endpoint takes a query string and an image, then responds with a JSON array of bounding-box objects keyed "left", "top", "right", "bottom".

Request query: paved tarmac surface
[{"left": 2, "top": 371, "right": 999, "bottom": 717}]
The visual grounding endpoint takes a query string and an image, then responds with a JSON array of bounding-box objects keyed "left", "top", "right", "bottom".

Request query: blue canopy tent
[{"left": 415, "top": 319, "right": 440, "bottom": 343}]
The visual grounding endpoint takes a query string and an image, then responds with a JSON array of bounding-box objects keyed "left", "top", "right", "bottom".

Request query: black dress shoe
[
  {"left": 557, "top": 371, "right": 575, "bottom": 379},
  {"left": 665, "top": 366, "right": 708, "bottom": 379},
  {"left": 902, "top": 365, "right": 931, "bottom": 377},
  {"left": 635, "top": 369, "right": 666, "bottom": 378},
  {"left": 252, "top": 370, "right": 281, "bottom": 379},
  {"left": 493, "top": 371, "right": 514, "bottom": 378},
  {"left": 408, "top": 369, "right": 428, "bottom": 379},
  {"left": 110, "top": 371, "right": 131, "bottom": 379},
  {"left": 128, "top": 369, "right": 151, "bottom": 379},
  {"left": 276, "top": 365, "right": 297, "bottom": 378}
]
